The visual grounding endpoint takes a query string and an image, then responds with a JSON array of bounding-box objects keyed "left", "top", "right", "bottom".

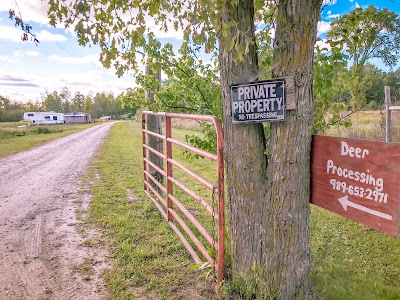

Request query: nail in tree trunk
[
  {"left": 145, "top": 66, "right": 164, "bottom": 185},
  {"left": 218, "top": 0, "right": 321, "bottom": 298}
]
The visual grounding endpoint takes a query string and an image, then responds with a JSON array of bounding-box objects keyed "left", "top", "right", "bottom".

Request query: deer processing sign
[
  {"left": 311, "top": 136, "right": 400, "bottom": 236},
  {"left": 230, "top": 79, "right": 286, "bottom": 123}
]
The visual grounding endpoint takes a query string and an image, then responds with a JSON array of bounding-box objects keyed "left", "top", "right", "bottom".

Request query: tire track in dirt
[
  {"left": 23, "top": 213, "right": 42, "bottom": 259},
  {"left": 0, "top": 122, "right": 114, "bottom": 300}
]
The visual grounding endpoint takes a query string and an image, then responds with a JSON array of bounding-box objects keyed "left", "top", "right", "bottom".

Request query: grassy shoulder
[
  {"left": 311, "top": 205, "right": 400, "bottom": 300},
  {"left": 86, "top": 121, "right": 216, "bottom": 300},
  {"left": 0, "top": 121, "right": 99, "bottom": 157},
  {"left": 86, "top": 119, "right": 400, "bottom": 299}
]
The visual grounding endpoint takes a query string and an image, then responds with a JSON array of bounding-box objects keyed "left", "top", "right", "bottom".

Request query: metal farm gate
[{"left": 141, "top": 111, "right": 225, "bottom": 282}]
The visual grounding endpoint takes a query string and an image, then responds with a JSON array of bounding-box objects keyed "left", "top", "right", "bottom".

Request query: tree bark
[
  {"left": 219, "top": 0, "right": 321, "bottom": 298},
  {"left": 263, "top": 0, "right": 322, "bottom": 298},
  {"left": 219, "top": 0, "right": 268, "bottom": 275},
  {"left": 145, "top": 66, "right": 164, "bottom": 184}
]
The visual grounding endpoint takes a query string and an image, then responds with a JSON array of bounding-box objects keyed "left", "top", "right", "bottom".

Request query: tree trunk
[
  {"left": 219, "top": 0, "right": 268, "bottom": 277},
  {"left": 219, "top": 0, "right": 321, "bottom": 298},
  {"left": 145, "top": 66, "right": 164, "bottom": 184},
  {"left": 263, "top": 0, "right": 322, "bottom": 298}
]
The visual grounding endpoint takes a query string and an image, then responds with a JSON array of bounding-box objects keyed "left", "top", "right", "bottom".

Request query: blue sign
[{"left": 230, "top": 79, "right": 286, "bottom": 123}]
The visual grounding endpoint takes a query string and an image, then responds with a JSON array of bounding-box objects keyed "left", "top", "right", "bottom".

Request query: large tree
[
  {"left": 48, "top": 0, "right": 322, "bottom": 298},
  {"left": 328, "top": 5, "right": 400, "bottom": 108},
  {"left": 219, "top": 1, "right": 321, "bottom": 297},
  {"left": 329, "top": 5, "right": 400, "bottom": 71},
  {"left": 71, "top": 91, "right": 85, "bottom": 112},
  {"left": 41, "top": 88, "right": 63, "bottom": 112}
]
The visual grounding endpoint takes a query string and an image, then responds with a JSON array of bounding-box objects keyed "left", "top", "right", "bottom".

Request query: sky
[{"left": 0, "top": 0, "right": 399, "bottom": 103}]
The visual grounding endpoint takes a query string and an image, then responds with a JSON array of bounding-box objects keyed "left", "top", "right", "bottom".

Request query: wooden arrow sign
[{"left": 311, "top": 135, "right": 400, "bottom": 236}]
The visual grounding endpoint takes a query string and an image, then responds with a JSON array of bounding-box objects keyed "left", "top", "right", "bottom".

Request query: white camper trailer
[{"left": 23, "top": 112, "right": 64, "bottom": 125}]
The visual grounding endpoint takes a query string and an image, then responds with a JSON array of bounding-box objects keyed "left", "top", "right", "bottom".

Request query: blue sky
[{"left": 0, "top": 0, "right": 399, "bottom": 103}]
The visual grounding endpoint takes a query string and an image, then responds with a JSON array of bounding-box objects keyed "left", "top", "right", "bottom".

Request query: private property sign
[
  {"left": 230, "top": 79, "right": 286, "bottom": 123},
  {"left": 311, "top": 136, "right": 400, "bottom": 236}
]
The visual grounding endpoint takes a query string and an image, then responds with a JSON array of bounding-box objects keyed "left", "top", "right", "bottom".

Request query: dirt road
[{"left": 0, "top": 122, "right": 115, "bottom": 300}]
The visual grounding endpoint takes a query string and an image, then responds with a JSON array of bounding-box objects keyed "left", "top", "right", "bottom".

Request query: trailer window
[
  {"left": 53, "top": 116, "right": 58, "bottom": 120},
  {"left": 44, "top": 116, "right": 50, "bottom": 120},
  {"left": 27, "top": 113, "right": 34, "bottom": 117}
]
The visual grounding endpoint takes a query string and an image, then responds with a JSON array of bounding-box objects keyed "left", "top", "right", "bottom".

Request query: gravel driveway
[{"left": 0, "top": 122, "right": 114, "bottom": 300}]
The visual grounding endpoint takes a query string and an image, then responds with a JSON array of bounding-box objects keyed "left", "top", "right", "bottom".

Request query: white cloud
[
  {"left": 26, "top": 50, "right": 40, "bottom": 56},
  {"left": 323, "top": 0, "right": 337, "bottom": 5},
  {"left": 0, "top": 56, "right": 15, "bottom": 62},
  {"left": 317, "top": 21, "right": 332, "bottom": 36},
  {"left": 0, "top": 25, "right": 25, "bottom": 41},
  {"left": 13, "top": 50, "right": 40, "bottom": 57},
  {"left": 355, "top": 2, "right": 361, "bottom": 8},
  {"left": 48, "top": 54, "right": 100, "bottom": 65},
  {"left": 36, "top": 30, "right": 67, "bottom": 42},
  {"left": 268, "top": 27, "right": 276, "bottom": 39},
  {"left": 118, "top": 7, "right": 185, "bottom": 40},
  {"left": 149, "top": 20, "right": 184, "bottom": 40},
  {"left": 2, "top": 1, "right": 185, "bottom": 41},
  {"left": 0, "top": 0, "right": 50, "bottom": 25},
  {"left": 122, "top": 16, "right": 185, "bottom": 40},
  {"left": 326, "top": 14, "right": 340, "bottom": 19},
  {"left": 315, "top": 39, "right": 332, "bottom": 53}
]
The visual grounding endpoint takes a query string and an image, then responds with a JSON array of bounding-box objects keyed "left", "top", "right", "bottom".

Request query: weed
[
  {"left": 73, "top": 257, "right": 94, "bottom": 274},
  {"left": 80, "top": 239, "right": 95, "bottom": 247},
  {"left": 12, "top": 131, "right": 26, "bottom": 136},
  {"left": 34, "top": 127, "right": 52, "bottom": 134}
]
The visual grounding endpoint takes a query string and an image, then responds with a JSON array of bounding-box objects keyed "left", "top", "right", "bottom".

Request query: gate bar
[
  {"left": 168, "top": 176, "right": 215, "bottom": 218},
  {"left": 142, "top": 111, "right": 225, "bottom": 283},
  {"left": 168, "top": 193, "right": 215, "bottom": 246},
  {"left": 167, "top": 138, "right": 218, "bottom": 161},
  {"left": 168, "top": 158, "right": 215, "bottom": 191}
]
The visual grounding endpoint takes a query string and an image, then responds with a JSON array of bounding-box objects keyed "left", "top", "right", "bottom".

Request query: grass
[
  {"left": 311, "top": 206, "right": 400, "bottom": 300},
  {"left": 86, "top": 121, "right": 216, "bottom": 300},
  {"left": 0, "top": 121, "right": 98, "bottom": 157},
  {"left": 326, "top": 110, "right": 400, "bottom": 142},
  {"left": 5, "top": 113, "right": 398, "bottom": 298},
  {"left": 85, "top": 119, "right": 400, "bottom": 299},
  {"left": 84, "top": 119, "right": 400, "bottom": 299},
  {"left": 315, "top": 110, "right": 400, "bottom": 299}
]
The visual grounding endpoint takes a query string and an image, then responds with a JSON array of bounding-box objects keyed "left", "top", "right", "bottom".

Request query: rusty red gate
[{"left": 141, "top": 111, "right": 225, "bottom": 282}]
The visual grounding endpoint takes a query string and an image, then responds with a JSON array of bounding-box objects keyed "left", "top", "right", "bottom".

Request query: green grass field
[
  {"left": 85, "top": 120, "right": 400, "bottom": 299},
  {"left": 0, "top": 121, "right": 98, "bottom": 157},
  {"left": 85, "top": 121, "right": 217, "bottom": 299},
  {"left": 311, "top": 206, "right": 400, "bottom": 300},
  {"left": 3, "top": 115, "right": 400, "bottom": 299}
]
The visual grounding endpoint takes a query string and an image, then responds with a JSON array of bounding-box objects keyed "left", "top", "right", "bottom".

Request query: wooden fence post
[
  {"left": 385, "top": 86, "right": 392, "bottom": 143},
  {"left": 145, "top": 66, "right": 164, "bottom": 184}
]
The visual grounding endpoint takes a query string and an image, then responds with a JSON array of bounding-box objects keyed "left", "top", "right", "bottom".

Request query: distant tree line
[
  {"left": 330, "top": 64, "right": 400, "bottom": 109},
  {"left": 0, "top": 87, "right": 138, "bottom": 122},
  {"left": 362, "top": 65, "right": 400, "bottom": 109}
]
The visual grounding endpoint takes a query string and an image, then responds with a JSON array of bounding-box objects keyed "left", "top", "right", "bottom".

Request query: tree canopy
[
  {"left": 326, "top": 5, "right": 400, "bottom": 109},
  {"left": 328, "top": 5, "right": 400, "bottom": 71},
  {"left": 43, "top": 1, "right": 395, "bottom": 299}
]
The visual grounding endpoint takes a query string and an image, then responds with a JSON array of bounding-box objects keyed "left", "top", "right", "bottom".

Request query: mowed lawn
[
  {"left": 87, "top": 121, "right": 400, "bottom": 299},
  {"left": 0, "top": 121, "right": 99, "bottom": 157}
]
